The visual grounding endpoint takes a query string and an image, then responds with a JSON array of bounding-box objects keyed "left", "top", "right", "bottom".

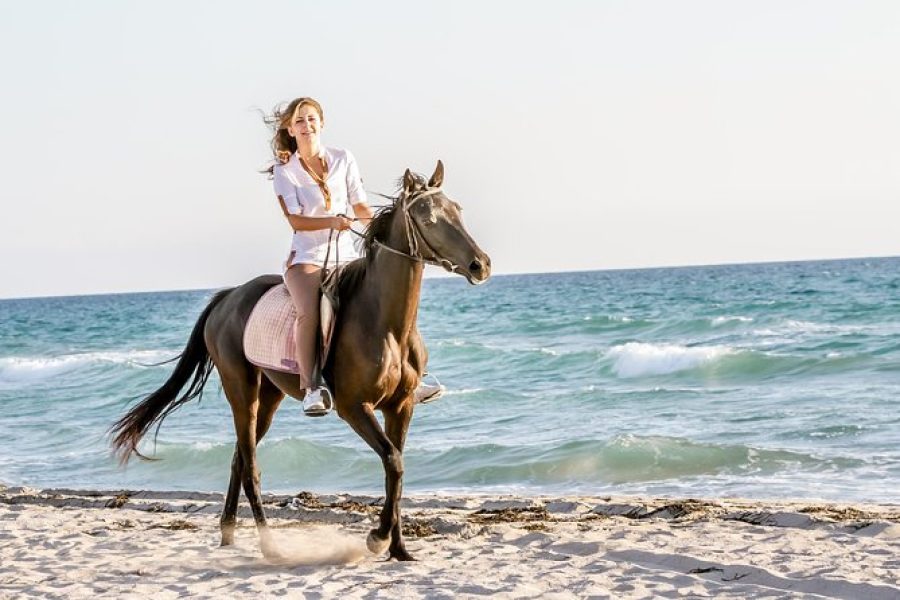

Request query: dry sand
[{"left": 1, "top": 486, "right": 898, "bottom": 599}]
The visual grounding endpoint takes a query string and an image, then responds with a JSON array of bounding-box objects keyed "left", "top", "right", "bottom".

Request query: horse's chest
[{"left": 379, "top": 345, "right": 416, "bottom": 397}]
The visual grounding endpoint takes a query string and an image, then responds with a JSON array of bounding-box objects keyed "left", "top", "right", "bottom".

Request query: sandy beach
[{"left": 1, "top": 487, "right": 897, "bottom": 599}]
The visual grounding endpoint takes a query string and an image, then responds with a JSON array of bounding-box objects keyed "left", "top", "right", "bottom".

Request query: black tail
[{"left": 110, "top": 288, "right": 233, "bottom": 464}]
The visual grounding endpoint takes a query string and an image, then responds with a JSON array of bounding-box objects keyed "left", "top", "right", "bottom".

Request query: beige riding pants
[{"left": 283, "top": 264, "right": 323, "bottom": 390}]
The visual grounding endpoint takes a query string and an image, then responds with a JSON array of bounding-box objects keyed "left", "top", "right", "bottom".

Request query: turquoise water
[{"left": 1, "top": 257, "right": 899, "bottom": 502}]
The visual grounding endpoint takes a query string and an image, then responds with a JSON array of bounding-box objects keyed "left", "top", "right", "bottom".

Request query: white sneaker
[
  {"left": 302, "top": 388, "right": 329, "bottom": 416},
  {"left": 414, "top": 381, "right": 445, "bottom": 404}
]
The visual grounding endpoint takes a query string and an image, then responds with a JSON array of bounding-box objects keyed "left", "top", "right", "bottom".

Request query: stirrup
[
  {"left": 302, "top": 386, "right": 334, "bottom": 417},
  {"left": 415, "top": 373, "right": 445, "bottom": 405}
]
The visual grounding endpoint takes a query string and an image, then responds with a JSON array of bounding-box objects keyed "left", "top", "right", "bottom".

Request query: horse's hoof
[
  {"left": 220, "top": 528, "right": 235, "bottom": 547},
  {"left": 389, "top": 547, "right": 416, "bottom": 561},
  {"left": 366, "top": 530, "right": 390, "bottom": 555}
]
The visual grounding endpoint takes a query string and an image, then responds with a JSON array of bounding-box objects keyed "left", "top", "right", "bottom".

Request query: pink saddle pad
[{"left": 243, "top": 284, "right": 300, "bottom": 374}]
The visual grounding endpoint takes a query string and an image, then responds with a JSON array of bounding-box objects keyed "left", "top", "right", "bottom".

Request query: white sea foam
[
  {"left": 783, "top": 320, "right": 865, "bottom": 334},
  {"left": 751, "top": 320, "right": 868, "bottom": 343},
  {"left": 583, "top": 315, "right": 633, "bottom": 323},
  {"left": 0, "top": 350, "right": 174, "bottom": 384},
  {"left": 437, "top": 339, "right": 468, "bottom": 347},
  {"left": 607, "top": 342, "right": 734, "bottom": 378},
  {"left": 444, "top": 388, "right": 483, "bottom": 396},
  {"left": 711, "top": 316, "right": 753, "bottom": 326}
]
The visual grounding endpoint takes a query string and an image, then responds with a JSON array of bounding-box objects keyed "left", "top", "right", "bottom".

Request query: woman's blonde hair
[{"left": 262, "top": 97, "right": 324, "bottom": 174}]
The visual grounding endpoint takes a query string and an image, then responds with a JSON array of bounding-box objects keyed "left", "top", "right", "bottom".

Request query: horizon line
[{"left": 2, "top": 253, "right": 897, "bottom": 302}]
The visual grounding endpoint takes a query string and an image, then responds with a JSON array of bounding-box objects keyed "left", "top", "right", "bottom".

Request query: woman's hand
[{"left": 331, "top": 215, "right": 353, "bottom": 231}]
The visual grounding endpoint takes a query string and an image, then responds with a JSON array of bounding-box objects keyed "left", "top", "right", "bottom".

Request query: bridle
[
  {"left": 355, "top": 187, "right": 466, "bottom": 275},
  {"left": 321, "top": 186, "right": 466, "bottom": 302}
]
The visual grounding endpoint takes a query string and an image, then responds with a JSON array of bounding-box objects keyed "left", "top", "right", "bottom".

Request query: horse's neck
[
  {"left": 366, "top": 251, "right": 423, "bottom": 337},
  {"left": 364, "top": 222, "right": 424, "bottom": 337}
]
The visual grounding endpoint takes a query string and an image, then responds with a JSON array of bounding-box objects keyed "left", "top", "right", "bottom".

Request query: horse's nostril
[{"left": 469, "top": 260, "right": 483, "bottom": 273}]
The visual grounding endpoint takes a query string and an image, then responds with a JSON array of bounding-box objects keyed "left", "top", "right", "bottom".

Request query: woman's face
[{"left": 287, "top": 104, "right": 322, "bottom": 145}]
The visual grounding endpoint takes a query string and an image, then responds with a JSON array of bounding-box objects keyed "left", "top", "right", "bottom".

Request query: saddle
[
  {"left": 242, "top": 277, "right": 339, "bottom": 375},
  {"left": 245, "top": 227, "right": 345, "bottom": 378}
]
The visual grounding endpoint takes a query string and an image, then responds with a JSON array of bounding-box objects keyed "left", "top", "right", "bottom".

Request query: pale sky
[{"left": 1, "top": 0, "right": 898, "bottom": 299}]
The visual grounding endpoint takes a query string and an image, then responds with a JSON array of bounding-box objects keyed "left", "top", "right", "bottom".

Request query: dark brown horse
[{"left": 110, "top": 161, "right": 490, "bottom": 561}]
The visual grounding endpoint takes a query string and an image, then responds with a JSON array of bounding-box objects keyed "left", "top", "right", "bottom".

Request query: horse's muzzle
[{"left": 465, "top": 254, "right": 492, "bottom": 285}]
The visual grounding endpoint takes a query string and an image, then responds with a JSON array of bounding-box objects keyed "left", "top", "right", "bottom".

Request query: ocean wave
[
  {"left": 606, "top": 343, "right": 735, "bottom": 378},
  {"left": 795, "top": 425, "right": 867, "bottom": 440},
  {"left": 602, "top": 340, "right": 879, "bottom": 381},
  {"left": 121, "top": 434, "right": 849, "bottom": 490},
  {"left": 752, "top": 320, "right": 868, "bottom": 340},
  {"left": 500, "top": 315, "right": 655, "bottom": 336},
  {"left": 577, "top": 315, "right": 653, "bottom": 331},
  {"left": 437, "top": 339, "right": 570, "bottom": 355},
  {"left": 711, "top": 315, "right": 754, "bottom": 326},
  {"left": 783, "top": 319, "right": 866, "bottom": 334},
  {"left": 0, "top": 350, "right": 176, "bottom": 385},
  {"left": 434, "top": 339, "right": 601, "bottom": 364},
  {"left": 444, "top": 388, "right": 484, "bottom": 396},
  {"left": 0, "top": 429, "right": 883, "bottom": 499},
  {"left": 583, "top": 315, "right": 633, "bottom": 323},
  {"left": 409, "top": 435, "right": 862, "bottom": 487}
]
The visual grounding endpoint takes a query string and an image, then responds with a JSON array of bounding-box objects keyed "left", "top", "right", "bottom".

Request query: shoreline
[{"left": 2, "top": 487, "right": 898, "bottom": 599}]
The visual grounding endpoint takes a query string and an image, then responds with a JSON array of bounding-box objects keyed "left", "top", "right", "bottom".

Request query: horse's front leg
[
  {"left": 383, "top": 400, "right": 415, "bottom": 561},
  {"left": 341, "top": 402, "right": 407, "bottom": 558}
]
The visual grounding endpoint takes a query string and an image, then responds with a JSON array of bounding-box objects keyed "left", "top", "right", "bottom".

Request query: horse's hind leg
[
  {"left": 220, "top": 447, "right": 243, "bottom": 546},
  {"left": 255, "top": 375, "right": 285, "bottom": 442},
  {"left": 221, "top": 371, "right": 282, "bottom": 559},
  {"left": 219, "top": 376, "right": 284, "bottom": 547}
]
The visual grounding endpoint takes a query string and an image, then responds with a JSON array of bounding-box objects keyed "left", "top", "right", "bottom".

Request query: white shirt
[{"left": 272, "top": 147, "right": 367, "bottom": 270}]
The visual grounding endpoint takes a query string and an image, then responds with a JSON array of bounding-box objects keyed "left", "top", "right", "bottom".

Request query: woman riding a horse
[
  {"left": 267, "top": 97, "right": 440, "bottom": 415},
  {"left": 268, "top": 97, "right": 372, "bottom": 416},
  {"left": 111, "top": 97, "right": 491, "bottom": 561}
]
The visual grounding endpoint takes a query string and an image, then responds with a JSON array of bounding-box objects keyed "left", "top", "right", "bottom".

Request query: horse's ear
[
  {"left": 403, "top": 168, "right": 417, "bottom": 192},
  {"left": 428, "top": 160, "right": 444, "bottom": 189}
]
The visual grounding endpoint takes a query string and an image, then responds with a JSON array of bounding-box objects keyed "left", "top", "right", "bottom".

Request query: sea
[{"left": 1, "top": 257, "right": 898, "bottom": 503}]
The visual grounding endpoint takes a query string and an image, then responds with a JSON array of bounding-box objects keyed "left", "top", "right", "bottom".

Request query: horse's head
[{"left": 393, "top": 161, "right": 492, "bottom": 285}]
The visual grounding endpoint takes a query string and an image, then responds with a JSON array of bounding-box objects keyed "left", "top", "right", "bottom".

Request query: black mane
[
  {"left": 336, "top": 172, "right": 429, "bottom": 298},
  {"left": 336, "top": 203, "right": 394, "bottom": 298}
]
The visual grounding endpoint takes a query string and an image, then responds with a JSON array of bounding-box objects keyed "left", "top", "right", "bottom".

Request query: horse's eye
[{"left": 419, "top": 203, "right": 438, "bottom": 225}]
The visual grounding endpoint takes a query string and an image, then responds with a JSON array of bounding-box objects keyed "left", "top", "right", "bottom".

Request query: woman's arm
[
  {"left": 345, "top": 151, "right": 372, "bottom": 226},
  {"left": 351, "top": 202, "right": 373, "bottom": 224},
  {"left": 285, "top": 214, "right": 351, "bottom": 231},
  {"left": 274, "top": 164, "right": 352, "bottom": 232}
]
